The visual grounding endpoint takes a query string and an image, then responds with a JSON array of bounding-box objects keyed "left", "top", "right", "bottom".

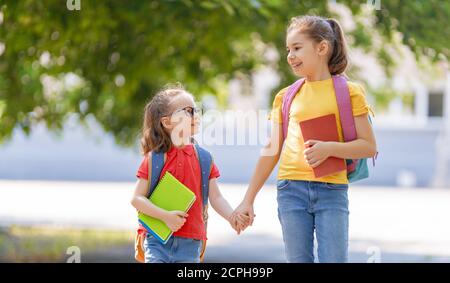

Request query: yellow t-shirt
[{"left": 269, "top": 77, "right": 373, "bottom": 184}]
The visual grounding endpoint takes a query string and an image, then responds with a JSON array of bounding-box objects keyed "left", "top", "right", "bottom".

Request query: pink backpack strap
[
  {"left": 332, "top": 75, "right": 356, "bottom": 142},
  {"left": 332, "top": 75, "right": 358, "bottom": 172},
  {"left": 281, "top": 78, "right": 305, "bottom": 139},
  {"left": 333, "top": 75, "right": 378, "bottom": 169}
]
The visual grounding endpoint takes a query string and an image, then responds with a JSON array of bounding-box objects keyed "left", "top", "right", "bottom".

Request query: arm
[
  {"left": 304, "top": 114, "right": 377, "bottom": 168},
  {"left": 208, "top": 178, "right": 234, "bottom": 221},
  {"left": 130, "top": 178, "right": 173, "bottom": 220},
  {"left": 234, "top": 122, "right": 284, "bottom": 226},
  {"left": 329, "top": 114, "right": 377, "bottom": 159},
  {"left": 130, "top": 154, "right": 187, "bottom": 232},
  {"left": 209, "top": 178, "right": 250, "bottom": 234}
]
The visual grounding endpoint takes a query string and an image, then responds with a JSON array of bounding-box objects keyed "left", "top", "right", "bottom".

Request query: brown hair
[
  {"left": 287, "top": 15, "right": 348, "bottom": 75},
  {"left": 140, "top": 83, "right": 186, "bottom": 154}
]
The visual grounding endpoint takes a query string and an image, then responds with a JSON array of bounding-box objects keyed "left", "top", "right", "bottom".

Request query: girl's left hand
[
  {"left": 229, "top": 213, "right": 250, "bottom": 234},
  {"left": 303, "top": 140, "right": 332, "bottom": 168}
]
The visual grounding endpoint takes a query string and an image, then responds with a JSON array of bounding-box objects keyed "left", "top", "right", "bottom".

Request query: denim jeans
[
  {"left": 144, "top": 233, "right": 203, "bottom": 263},
  {"left": 276, "top": 179, "right": 349, "bottom": 263}
]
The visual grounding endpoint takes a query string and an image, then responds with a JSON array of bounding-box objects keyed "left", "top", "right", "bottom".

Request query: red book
[{"left": 299, "top": 113, "right": 346, "bottom": 178}]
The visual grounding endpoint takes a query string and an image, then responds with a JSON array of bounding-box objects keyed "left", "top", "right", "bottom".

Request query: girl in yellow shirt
[{"left": 232, "top": 15, "right": 377, "bottom": 263}]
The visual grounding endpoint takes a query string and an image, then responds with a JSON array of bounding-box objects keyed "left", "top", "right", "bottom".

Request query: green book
[{"left": 138, "top": 172, "right": 196, "bottom": 244}]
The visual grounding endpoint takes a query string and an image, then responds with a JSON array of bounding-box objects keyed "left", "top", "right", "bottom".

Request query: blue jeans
[
  {"left": 144, "top": 233, "right": 203, "bottom": 263},
  {"left": 276, "top": 179, "right": 349, "bottom": 263}
]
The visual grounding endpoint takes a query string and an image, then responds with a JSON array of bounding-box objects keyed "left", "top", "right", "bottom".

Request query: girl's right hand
[
  {"left": 230, "top": 213, "right": 252, "bottom": 234},
  {"left": 162, "top": 210, "right": 188, "bottom": 232},
  {"left": 233, "top": 201, "right": 256, "bottom": 228}
]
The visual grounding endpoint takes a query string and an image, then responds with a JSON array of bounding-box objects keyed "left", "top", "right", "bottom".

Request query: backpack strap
[
  {"left": 194, "top": 144, "right": 213, "bottom": 207},
  {"left": 281, "top": 78, "right": 306, "bottom": 140},
  {"left": 332, "top": 75, "right": 356, "bottom": 142},
  {"left": 332, "top": 75, "right": 358, "bottom": 172},
  {"left": 192, "top": 144, "right": 213, "bottom": 263},
  {"left": 333, "top": 75, "right": 379, "bottom": 168},
  {"left": 368, "top": 115, "right": 379, "bottom": 167},
  {"left": 146, "top": 151, "right": 165, "bottom": 198},
  {"left": 146, "top": 146, "right": 212, "bottom": 203},
  {"left": 281, "top": 75, "right": 377, "bottom": 174},
  {"left": 281, "top": 76, "right": 355, "bottom": 145}
]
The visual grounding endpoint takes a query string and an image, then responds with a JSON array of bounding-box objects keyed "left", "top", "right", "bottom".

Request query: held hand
[
  {"left": 304, "top": 140, "right": 332, "bottom": 168},
  {"left": 162, "top": 210, "right": 188, "bottom": 232},
  {"left": 228, "top": 214, "right": 241, "bottom": 234},
  {"left": 231, "top": 201, "right": 256, "bottom": 233},
  {"left": 229, "top": 212, "right": 251, "bottom": 234}
]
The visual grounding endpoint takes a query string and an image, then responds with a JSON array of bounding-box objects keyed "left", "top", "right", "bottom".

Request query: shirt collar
[{"left": 168, "top": 144, "right": 194, "bottom": 156}]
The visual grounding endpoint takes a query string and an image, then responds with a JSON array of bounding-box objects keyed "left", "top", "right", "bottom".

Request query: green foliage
[
  {"left": 0, "top": 0, "right": 448, "bottom": 146},
  {"left": 369, "top": 85, "right": 414, "bottom": 112},
  {"left": 373, "top": 0, "right": 450, "bottom": 60}
]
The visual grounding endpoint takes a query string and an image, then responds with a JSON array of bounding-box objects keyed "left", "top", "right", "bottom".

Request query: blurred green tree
[{"left": 0, "top": 0, "right": 448, "bottom": 146}]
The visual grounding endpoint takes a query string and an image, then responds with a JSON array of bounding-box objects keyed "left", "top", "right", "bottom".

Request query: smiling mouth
[{"left": 291, "top": 62, "right": 302, "bottom": 68}]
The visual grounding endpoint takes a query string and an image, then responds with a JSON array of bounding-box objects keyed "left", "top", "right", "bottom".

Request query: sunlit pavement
[{"left": 1, "top": 180, "right": 450, "bottom": 263}]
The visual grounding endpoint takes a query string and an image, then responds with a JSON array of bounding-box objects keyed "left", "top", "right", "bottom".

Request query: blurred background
[{"left": 1, "top": 0, "right": 450, "bottom": 262}]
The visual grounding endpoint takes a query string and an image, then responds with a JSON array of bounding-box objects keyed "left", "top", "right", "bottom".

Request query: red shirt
[{"left": 136, "top": 144, "right": 220, "bottom": 240}]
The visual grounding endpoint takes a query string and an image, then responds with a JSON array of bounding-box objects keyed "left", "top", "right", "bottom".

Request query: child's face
[
  {"left": 286, "top": 30, "right": 330, "bottom": 77},
  {"left": 161, "top": 92, "right": 200, "bottom": 144}
]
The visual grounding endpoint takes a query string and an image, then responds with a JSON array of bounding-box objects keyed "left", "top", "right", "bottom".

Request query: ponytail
[{"left": 326, "top": 18, "right": 348, "bottom": 75}]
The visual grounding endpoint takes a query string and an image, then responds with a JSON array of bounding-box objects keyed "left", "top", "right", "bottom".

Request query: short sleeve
[
  {"left": 348, "top": 82, "right": 374, "bottom": 117},
  {"left": 136, "top": 155, "right": 149, "bottom": 180},
  {"left": 209, "top": 162, "right": 220, "bottom": 180},
  {"left": 267, "top": 87, "right": 288, "bottom": 124}
]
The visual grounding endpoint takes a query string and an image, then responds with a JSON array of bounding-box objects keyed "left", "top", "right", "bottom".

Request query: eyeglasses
[{"left": 164, "top": 106, "right": 201, "bottom": 118}]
